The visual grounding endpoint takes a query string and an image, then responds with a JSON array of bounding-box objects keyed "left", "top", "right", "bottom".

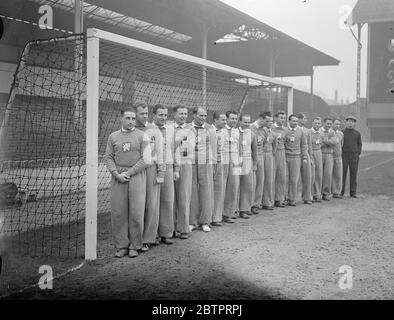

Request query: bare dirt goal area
[{"left": 1, "top": 151, "right": 394, "bottom": 300}]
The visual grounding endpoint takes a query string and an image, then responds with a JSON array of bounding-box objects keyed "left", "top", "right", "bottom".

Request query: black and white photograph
[{"left": 0, "top": 0, "right": 394, "bottom": 306}]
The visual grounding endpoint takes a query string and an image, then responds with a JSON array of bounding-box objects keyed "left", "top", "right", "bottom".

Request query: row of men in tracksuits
[{"left": 104, "top": 103, "right": 344, "bottom": 258}]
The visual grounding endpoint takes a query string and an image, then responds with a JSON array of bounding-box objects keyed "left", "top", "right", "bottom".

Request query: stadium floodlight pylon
[
  {"left": 85, "top": 28, "right": 293, "bottom": 260},
  {"left": 0, "top": 28, "right": 293, "bottom": 260}
]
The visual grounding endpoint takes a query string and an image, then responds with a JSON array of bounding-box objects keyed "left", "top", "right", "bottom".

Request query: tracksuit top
[
  {"left": 333, "top": 130, "right": 344, "bottom": 159},
  {"left": 284, "top": 126, "right": 308, "bottom": 160},
  {"left": 152, "top": 123, "right": 180, "bottom": 173},
  {"left": 222, "top": 124, "right": 241, "bottom": 165},
  {"left": 189, "top": 122, "right": 217, "bottom": 165},
  {"left": 310, "top": 128, "right": 323, "bottom": 151},
  {"left": 262, "top": 127, "right": 276, "bottom": 153},
  {"left": 250, "top": 122, "right": 266, "bottom": 156},
  {"left": 135, "top": 122, "right": 166, "bottom": 178},
  {"left": 104, "top": 128, "right": 150, "bottom": 177},
  {"left": 212, "top": 125, "right": 224, "bottom": 163},
  {"left": 272, "top": 123, "right": 287, "bottom": 151},
  {"left": 174, "top": 122, "right": 195, "bottom": 165},
  {"left": 238, "top": 127, "right": 258, "bottom": 167},
  {"left": 319, "top": 128, "right": 337, "bottom": 154}
]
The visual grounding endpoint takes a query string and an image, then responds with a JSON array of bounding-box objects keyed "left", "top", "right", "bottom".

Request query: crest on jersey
[{"left": 122, "top": 143, "right": 131, "bottom": 152}]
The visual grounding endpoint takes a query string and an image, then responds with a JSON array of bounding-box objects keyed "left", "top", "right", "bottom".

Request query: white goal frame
[{"left": 85, "top": 27, "right": 293, "bottom": 260}]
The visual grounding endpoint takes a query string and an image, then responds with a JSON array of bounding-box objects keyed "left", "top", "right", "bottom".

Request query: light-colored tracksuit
[
  {"left": 284, "top": 126, "right": 308, "bottom": 202},
  {"left": 136, "top": 123, "right": 165, "bottom": 244},
  {"left": 189, "top": 122, "right": 217, "bottom": 226},
  {"left": 262, "top": 128, "right": 276, "bottom": 207},
  {"left": 212, "top": 125, "right": 224, "bottom": 223},
  {"left": 153, "top": 123, "right": 179, "bottom": 239},
  {"left": 104, "top": 128, "right": 151, "bottom": 250},
  {"left": 332, "top": 130, "right": 344, "bottom": 195},
  {"left": 174, "top": 123, "right": 194, "bottom": 234},
  {"left": 300, "top": 126, "right": 313, "bottom": 202},
  {"left": 238, "top": 127, "right": 258, "bottom": 212},
  {"left": 320, "top": 128, "right": 337, "bottom": 198},
  {"left": 250, "top": 122, "right": 266, "bottom": 208},
  {"left": 310, "top": 128, "right": 323, "bottom": 200},
  {"left": 222, "top": 124, "right": 242, "bottom": 219},
  {"left": 272, "top": 124, "right": 287, "bottom": 203}
]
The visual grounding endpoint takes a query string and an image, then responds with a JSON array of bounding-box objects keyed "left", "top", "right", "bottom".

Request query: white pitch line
[{"left": 360, "top": 157, "right": 394, "bottom": 172}]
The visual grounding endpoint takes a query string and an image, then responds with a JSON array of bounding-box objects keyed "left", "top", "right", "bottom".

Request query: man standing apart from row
[
  {"left": 341, "top": 116, "right": 362, "bottom": 198},
  {"left": 104, "top": 108, "right": 151, "bottom": 258}
]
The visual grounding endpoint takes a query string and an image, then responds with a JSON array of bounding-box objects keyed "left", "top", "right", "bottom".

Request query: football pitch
[{"left": 1, "top": 151, "right": 394, "bottom": 300}]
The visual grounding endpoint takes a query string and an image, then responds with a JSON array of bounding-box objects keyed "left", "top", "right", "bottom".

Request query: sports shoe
[
  {"left": 239, "top": 212, "right": 250, "bottom": 219},
  {"left": 128, "top": 249, "right": 138, "bottom": 258},
  {"left": 303, "top": 200, "right": 313, "bottom": 205},
  {"left": 202, "top": 224, "right": 211, "bottom": 232},
  {"left": 223, "top": 217, "right": 235, "bottom": 224},
  {"left": 251, "top": 206, "right": 260, "bottom": 214},
  {"left": 245, "top": 211, "right": 253, "bottom": 216},
  {"left": 288, "top": 201, "right": 296, "bottom": 206},
  {"left": 180, "top": 233, "right": 189, "bottom": 239},
  {"left": 140, "top": 244, "right": 150, "bottom": 252},
  {"left": 211, "top": 221, "right": 223, "bottom": 227},
  {"left": 262, "top": 206, "right": 274, "bottom": 210},
  {"left": 114, "top": 248, "right": 128, "bottom": 258},
  {"left": 189, "top": 225, "right": 197, "bottom": 232}
]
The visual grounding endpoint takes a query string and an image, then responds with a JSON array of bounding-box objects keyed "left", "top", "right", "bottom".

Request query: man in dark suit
[{"left": 341, "top": 116, "right": 362, "bottom": 198}]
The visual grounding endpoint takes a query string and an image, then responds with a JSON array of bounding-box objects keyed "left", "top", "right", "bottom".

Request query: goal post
[
  {"left": 84, "top": 28, "right": 293, "bottom": 260},
  {"left": 0, "top": 28, "right": 293, "bottom": 259}
]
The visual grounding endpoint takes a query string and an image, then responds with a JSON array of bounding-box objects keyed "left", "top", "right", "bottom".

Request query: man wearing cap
[
  {"left": 211, "top": 111, "right": 227, "bottom": 226},
  {"left": 320, "top": 117, "right": 337, "bottom": 201},
  {"left": 341, "top": 116, "right": 362, "bottom": 198},
  {"left": 332, "top": 118, "right": 344, "bottom": 199},
  {"left": 272, "top": 111, "right": 287, "bottom": 208}
]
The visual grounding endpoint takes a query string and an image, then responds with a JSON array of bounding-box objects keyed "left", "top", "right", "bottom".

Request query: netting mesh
[{"left": 0, "top": 32, "right": 288, "bottom": 257}]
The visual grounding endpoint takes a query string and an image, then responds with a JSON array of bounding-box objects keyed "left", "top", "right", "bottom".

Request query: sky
[{"left": 219, "top": 0, "right": 367, "bottom": 103}]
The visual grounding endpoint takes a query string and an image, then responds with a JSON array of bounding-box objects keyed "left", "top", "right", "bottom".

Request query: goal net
[{"left": 0, "top": 28, "right": 293, "bottom": 259}]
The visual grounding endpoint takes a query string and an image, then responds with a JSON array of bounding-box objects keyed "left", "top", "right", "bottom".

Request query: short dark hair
[
  {"left": 240, "top": 114, "right": 251, "bottom": 121},
  {"left": 296, "top": 113, "right": 305, "bottom": 120},
  {"left": 152, "top": 104, "right": 167, "bottom": 115},
  {"left": 333, "top": 118, "right": 342, "bottom": 123},
  {"left": 323, "top": 117, "right": 333, "bottom": 122},
  {"left": 288, "top": 114, "right": 298, "bottom": 121},
  {"left": 213, "top": 111, "right": 226, "bottom": 121},
  {"left": 275, "top": 110, "right": 286, "bottom": 118},
  {"left": 134, "top": 102, "right": 148, "bottom": 111},
  {"left": 120, "top": 108, "right": 135, "bottom": 116},
  {"left": 259, "top": 111, "right": 272, "bottom": 119},
  {"left": 226, "top": 110, "right": 238, "bottom": 118},
  {"left": 173, "top": 104, "right": 188, "bottom": 113}
]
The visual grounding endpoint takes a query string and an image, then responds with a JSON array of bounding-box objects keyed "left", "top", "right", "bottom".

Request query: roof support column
[
  {"left": 356, "top": 23, "right": 364, "bottom": 119},
  {"left": 310, "top": 66, "right": 316, "bottom": 113},
  {"left": 269, "top": 44, "right": 276, "bottom": 112},
  {"left": 202, "top": 23, "right": 208, "bottom": 109}
]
